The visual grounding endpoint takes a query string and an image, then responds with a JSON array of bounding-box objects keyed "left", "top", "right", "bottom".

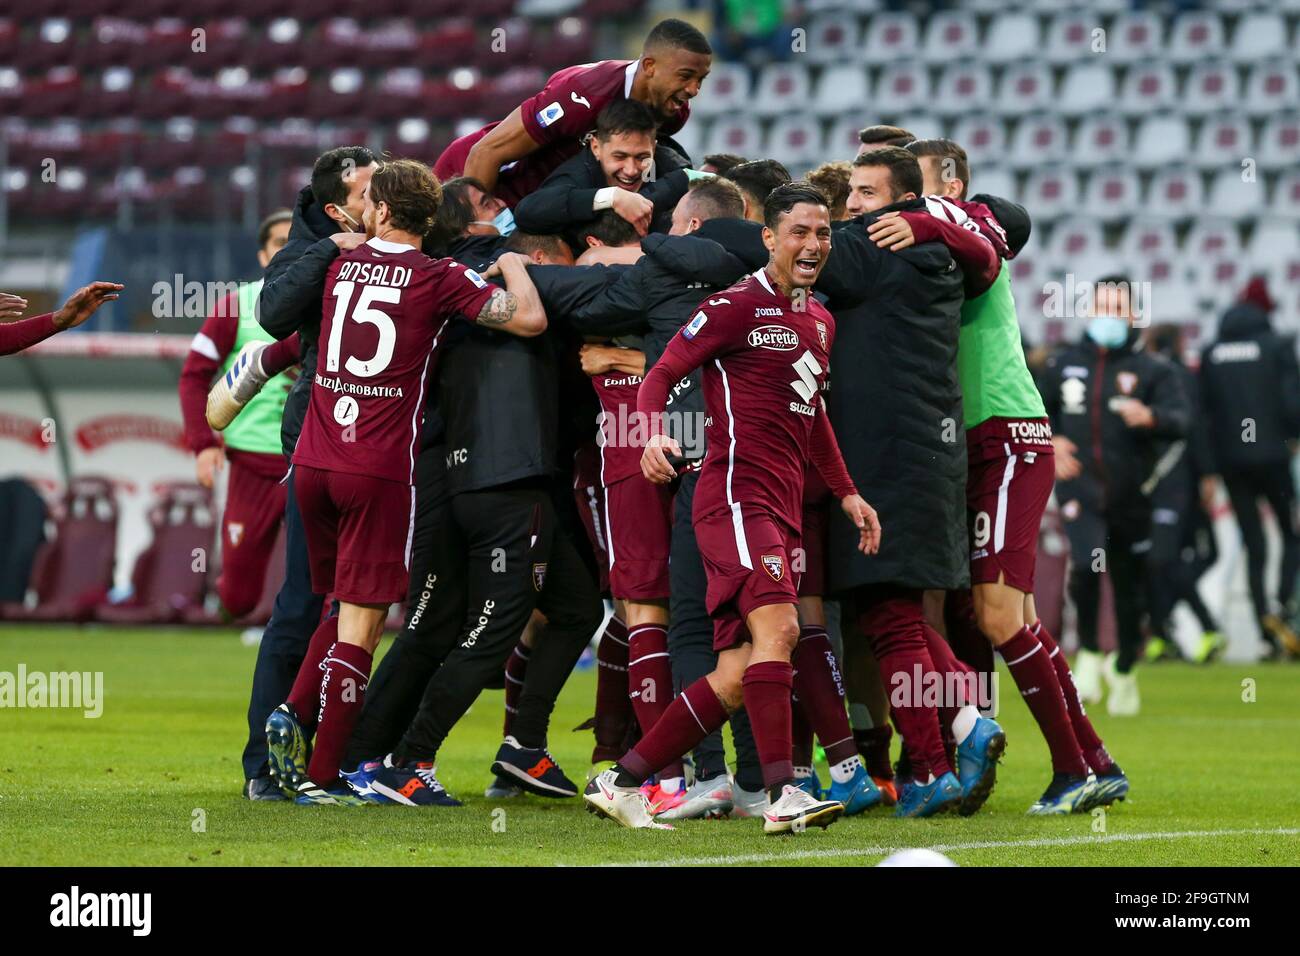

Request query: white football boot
[
  {"left": 583, "top": 769, "right": 674, "bottom": 829},
  {"left": 657, "top": 775, "right": 733, "bottom": 820},
  {"left": 763, "top": 784, "right": 845, "bottom": 835}
]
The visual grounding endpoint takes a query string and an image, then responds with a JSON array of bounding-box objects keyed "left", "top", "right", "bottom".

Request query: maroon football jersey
[
  {"left": 638, "top": 268, "right": 856, "bottom": 533},
  {"left": 591, "top": 370, "right": 645, "bottom": 486},
  {"left": 433, "top": 60, "right": 691, "bottom": 207},
  {"left": 292, "top": 237, "right": 496, "bottom": 485}
]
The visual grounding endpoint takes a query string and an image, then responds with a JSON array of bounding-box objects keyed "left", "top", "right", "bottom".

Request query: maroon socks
[
  {"left": 306, "top": 641, "right": 373, "bottom": 786},
  {"left": 742, "top": 660, "right": 795, "bottom": 796},
  {"left": 1032, "top": 620, "right": 1114, "bottom": 773},
  {"left": 286, "top": 615, "right": 339, "bottom": 733},
  {"left": 791, "top": 625, "right": 857, "bottom": 765},
  {"left": 593, "top": 616, "right": 632, "bottom": 763},
  {"left": 620, "top": 676, "right": 727, "bottom": 782},
  {"left": 627, "top": 623, "right": 683, "bottom": 780},
  {"left": 998, "top": 626, "right": 1088, "bottom": 777}
]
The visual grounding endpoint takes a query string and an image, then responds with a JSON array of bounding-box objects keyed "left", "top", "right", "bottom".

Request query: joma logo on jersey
[
  {"left": 753, "top": 307, "right": 783, "bottom": 318},
  {"left": 747, "top": 325, "right": 799, "bottom": 350},
  {"left": 761, "top": 554, "right": 784, "bottom": 581}
]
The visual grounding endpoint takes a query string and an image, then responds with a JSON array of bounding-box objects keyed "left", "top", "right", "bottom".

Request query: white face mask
[{"left": 335, "top": 207, "right": 363, "bottom": 232}]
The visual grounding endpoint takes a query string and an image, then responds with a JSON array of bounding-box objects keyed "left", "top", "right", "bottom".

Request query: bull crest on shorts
[
  {"left": 761, "top": 554, "right": 784, "bottom": 581},
  {"left": 228, "top": 522, "right": 244, "bottom": 546},
  {"left": 532, "top": 562, "right": 547, "bottom": 591}
]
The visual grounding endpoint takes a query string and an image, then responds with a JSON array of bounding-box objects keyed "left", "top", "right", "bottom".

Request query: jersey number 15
[{"left": 325, "top": 280, "right": 400, "bottom": 378}]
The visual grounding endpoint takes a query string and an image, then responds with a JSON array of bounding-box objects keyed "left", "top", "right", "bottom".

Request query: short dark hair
[
  {"left": 682, "top": 176, "right": 745, "bottom": 222},
  {"left": 581, "top": 209, "right": 641, "bottom": 248},
  {"left": 368, "top": 159, "right": 443, "bottom": 236},
  {"left": 852, "top": 146, "right": 923, "bottom": 202},
  {"left": 763, "top": 181, "right": 829, "bottom": 231},
  {"left": 723, "top": 159, "right": 792, "bottom": 208},
  {"left": 595, "top": 99, "right": 658, "bottom": 143},
  {"left": 858, "top": 125, "right": 916, "bottom": 148},
  {"left": 905, "top": 138, "right": 970, "bottom": 200},
  {"left": 504, "top": 231, "right": 570, "bottom": 260},
  {"left": 310, "top": 146, "right": 376, "bottom": 210},
  {"left": 701, "top": 153, "right": 747, "bottom": 176},
  {"left": 644, "top": 18, "right": 712, "bottom": 57},
  {"left": 427, "top": 176, "right": 486, "bottom": 248},
  {"left": 257, "top": 209, "right": 293, "bottom": 248},
  {"left": 805, "top": 161, "right": 852, "bottom": 219}
]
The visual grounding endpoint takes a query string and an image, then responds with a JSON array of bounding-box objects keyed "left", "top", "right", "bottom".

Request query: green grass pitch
[{"left": 1, "top": 626, "right": 1297, "bottom": 866}]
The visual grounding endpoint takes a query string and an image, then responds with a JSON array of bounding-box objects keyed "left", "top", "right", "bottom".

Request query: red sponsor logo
[
  {"left": 76, "top": 415, "right": 187, "bottom": 452},
  {"left": 0, "top": 413, "right": 51, "bottom": 451}
]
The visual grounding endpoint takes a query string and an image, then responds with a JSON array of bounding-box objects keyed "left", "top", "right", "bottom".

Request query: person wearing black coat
[
  {"left": 238, "top": 146, "right": 376, "bottom": 799},
  {"left": 1199, "top": 277, "right": 1300, "bottom": 657},
  {"left": 1040, "top": 278, "right": 1190, "bottom": 714}
]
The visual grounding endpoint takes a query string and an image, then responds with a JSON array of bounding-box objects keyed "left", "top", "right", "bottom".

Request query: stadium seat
[
  {"left": 1109, "top": 10, "right": 1164, "bottom": 65},
  {"left": 920, "top": 9, "right": 977, "bottom": 64},
  {"left": 984, "top": 12, "right": 1041, "bottom": 65},
  {"left": 751, "top": 62, "right": 813, "bottom": 118},
  {"left": 804, "top": 14, "right": 862, "bottom": 65},
  {"left": 809, "top": 64, "right": 869, "bottom": 119},
  {"left": 1072, "top": 114, "right": 1129, "bottom": 168},
  {"left": 968, "top": 166, "right": 1017, "bottom": 207},
  {"left": 1244, "top": 61, "right": 1300, "bottom": 116},
  {"left": 691, "top": 62, "right": 749, "bottom": 118},
  {"left": 1082, "top": 167, "right": 1140, "bottom": 224},
  {"left": 1007, "top": 114, "right": 1068, "bottom": 170},
  {"left": 933, "top": 63, "right": 993, "bottom": 118},
  {"left": 1198, "top": 258, "right": 1250, "bottom": 310},
  {"left": 1185, "top": 218, "right": 1245, "bottom": 262},
  {"left": 1045, "top": 218, "right": 1106, "bottom": 265},
  {"left": 1230, "top": 11, "right": 1288, "bottom": 62},
  {"left": 1044, "top": 12, "right": 1099, "bottom": 64},
  {"left": 1145, "top": 279, "right": 1201, "bottom": 325},
  {"left": 1144, "top": 167, "right": 1206, "bottom": 222},
  {"left": 873, "top": 62, "right": 931, "bottom": 115},
  {"left": 824, "top": 116, "right": 875, "bottom": 160},
  {"left": 1140, "top": 254, "right": 1182, "bottom": 286},
  {"left": 892, "top": 113, "right": 944, "bottom": 143},
  {"left": 1181, "top": 61, "right": 1242, "bottom": 116},
  {"left": 1272, "top": 173, "right": 1300, "bottom": 221},
  {"left": 702, "top": 116, "right": 763, "bottom": 159},
  {"left": 1247, "top": 218, "right": 1300, "bottom": 265},
  {"left": 0, "top": 476, "right": 118, "bottom": 623},
  {"left": 996, "top": 62, "right": 1052, "bottom": 117},
  {"left": 862, "top": 11, "right": 921, "bottom": 65},
  {"left": 1131, "top": 115, "right": 1192, "bottom": 170},
  {"left": 1022, "top": 169, "right": 1080, "bottom": 223},
  {"left": 1193, "top": 114, "right": 1251, "bottom": 170},
  {"left": 1206, "top": 168, "right": 1266, "bottom": 221},
  {"left": 1118, "top": 63, "right": 1177, "bottom": 116},
  {"left": 1120, "top": 218, "right": 1178, "bottom": 261},
  {"left": 1166, "top": 10, "right": 1225, "bottom": 64},
  {"left": 1258, "top": 114, "right": 1300, "bottom": 170},
  {"left": 766, "top": 115, "right": 824, "bottom": 172},
  {"left": 97, "top": 484, "right": 216, "bottom": 625},
  {"left": 949, "top": 115, "right": 1006, "bottom": 167},
  {"left": 1058, "top": 63, "right": 1117, "bottom": 116}
]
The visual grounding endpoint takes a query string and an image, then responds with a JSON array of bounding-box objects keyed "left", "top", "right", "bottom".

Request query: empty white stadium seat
[
  {"left": 1247, "top": 218, "right": 1300, "bottom": 265},
  {"left": 1273, "top": 173, "right": 1300, "bottom": 221},
  {"left": 1045, "top": 219, "right": 1106, "bottom": 264},
  {"left": 1023, "top": 168, "right": 1081, "bottom": 222},
  {"left": 1167, "top": 11, "right": 1225, "bottom": 64},
  {"left": 810, "top": 64, "right": 870, "bottom": 118},
  {"left": 702, "top": 116, "right": 762, "bottom": 158},
  {"left": 751, "top": 62, "right": 812, "bottom": 118},
  {"left": 1058, "top": 63, "right": 1117, "bottom": 116},
  {"left": 949, "top": 115, "right": 1006, "bottom": 167},
  {"left": 824, "top": 116, "right": 873, "bottom": 159},
  {"left": 892, "top": 113, "right": 945, "bottom": 142},
  {"left": 1244, "top": 61, "right": 1300, "bottom": 116},
  {"left": 873, "top": 62, "right": 931, "bottom": 114},
  {"left": 1072, "top": 114, "right": 1129, "bottom": 168},
  {"left": 1194, "top": 115, "right": 1254, "bottom": 169},
  {"left": 1120, "top": 218, "right": 1178, "bottom": 260},
  {"left": 921, "top": 10, "right": 978, "bottom": 64},
  {"left": 996, "top": 62, "right": 1052, "bottom": 117},
  {"left": 1258, "top": 114, "right": 1300, "bottom": 170},
  {"left": 1206, "top": 167, "right": 1267, "bottom": 220},
  {"left": 1145, "top": 167, "right": 1206, "bottom": 221},
  {"left": 805, "top": 14, "right": 862, "bottom": 66},
  {"left": 1185, "top": 218, "right": 1245, "bottom": 262},
  {"left": 1109, "top": 10, "right": 1164, "bottom": 64},
  {"left": 1230, "top": 12, "right": 1288, "bottom": 62},
  {"left": 1132, "top": 114, "right": 1192, "bottom": 169},
  {"left": 692, "top": 62, "right": 749, "bottom": 118},
  {"left": 1119, "top": 63, "right": 1177, "bottom": 115},
  {"left": 984, "top": 12, "right": 1041, "bottom": 65},
  {"left": 1044, "top": 12, "right": 1099, "bottom": 64},
  {"left": 933, "top": 63, "right": 993, "bottom": 118},
  {"left": 1181, "top": 61, "right": 1242, "bottom": 116},
  {"left": 765, "top": 115, "right": 824, "bottom": 171},
  {"left": 1007, "top": 114, "right": 1068, "bottom": 170},
  {"left": 862, "top": 12, "right": 920, "bottom": 65},
  {"left": 968, "top": 166, "right": 1018, "bottom": 206},
  {"left": 1083, "top": 167, "right": 1141, "bottom": 223}
]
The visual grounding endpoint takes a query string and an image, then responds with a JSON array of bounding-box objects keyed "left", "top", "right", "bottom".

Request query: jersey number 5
[{"left": 326, "top": 281, "right": 400, "bottom": 378}]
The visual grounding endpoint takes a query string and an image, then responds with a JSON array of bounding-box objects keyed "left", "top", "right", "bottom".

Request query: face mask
[
  {"left": 473, "top": 208, "right": 516, "bottom": 237},
  {"left": 1086, "top": 316, "right": 1129, "bottom": 349},
  {"left": 336, "top": 207, "right": 363, "bottom": 232}
]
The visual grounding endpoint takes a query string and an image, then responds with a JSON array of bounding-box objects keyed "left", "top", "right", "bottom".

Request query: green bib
[
  {"left": 219, "top": 279, "right": 293, "bottom": 455},
  {"left": 957, "top": 262, "right": 1046, "bottom": 429}
]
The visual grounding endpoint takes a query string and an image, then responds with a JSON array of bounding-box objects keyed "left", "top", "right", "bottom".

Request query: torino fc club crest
[
  {"left": 761, "top": 554, "right": 784, "bottom": 581},
  {"left": 815, "top": 320, "right": 828, "bottom": 352},
  {"left": 228, "top": 522, "right": 244, "bottom": 547},
  {"left": 1116, "top": 371, "right": 1138, "bottom": 395},
  {"left": 532, "top": 562, "right": 548, "bottom": 592}
]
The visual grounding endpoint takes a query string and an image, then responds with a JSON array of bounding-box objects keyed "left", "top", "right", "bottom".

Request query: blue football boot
[
  {"left": 1079, "top": 764, "right": 1129, "bottom": 811},
  {"left": 894, "top": 771, "right": 962, "bottom": 818},
  {"left": 794, "top": 769, "right": 822, "bottom": 800},
  {"left": 265, "top": 703, "right": 310, "bottom": 795},
  {"left": 1026, "top": 773, "right": 1093, "bottom": 815},
  {"left": 956, "top": 716, "right": 1006, "bottom": 816},
  {"left": 828, "top": 763, "right": 883, "bottom": 815}
]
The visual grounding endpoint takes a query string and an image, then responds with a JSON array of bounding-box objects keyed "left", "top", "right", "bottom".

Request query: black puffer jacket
[
  {"left": 1041, "top": 329, "right": 1190, "bottom": 523},
  {"left": 815, "top": 200, "right": 969, "bottom": 593},
  {"left": 256, "top": 185, "right": 345, "bottom": 457},
  {"left": 1199, "top": 301, "right": 1300, "bottom": 471}
]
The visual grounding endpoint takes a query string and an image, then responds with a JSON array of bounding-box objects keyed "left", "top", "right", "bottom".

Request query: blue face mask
[
  {"left": 474, "top": 208, "right": 516, "bottom": 237},
  {"left": 1086, "top": 316, "right": 1129, "bottom": 349}
]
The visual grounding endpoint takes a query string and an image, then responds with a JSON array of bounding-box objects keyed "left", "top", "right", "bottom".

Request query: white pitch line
[{"left": 597, "top": 827, "right": 1300, "bottom": 868}]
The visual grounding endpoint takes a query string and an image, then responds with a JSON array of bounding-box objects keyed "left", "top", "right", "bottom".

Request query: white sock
[
  {"left": 848, "top": 703, "right": 872, "bottom": 730},
  {"left": 915, "top": 772, "right": 935, "bottom": 786},
  {"left": 829, "top": 754, "right": 861, "bottom": 785},
  {"left": 793, "top": 765, "right": 813, "bottom": 779},
  {"left": 659, "top": 776, "right": 683, "bottom": 795},
  {"left": 952, "top": 705, "right": 980, "bottom": 746}
]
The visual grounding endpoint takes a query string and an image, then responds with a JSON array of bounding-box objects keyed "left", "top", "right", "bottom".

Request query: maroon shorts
[
  {"left": 695, "top": 503, "right": 801, "bottom": 651},
  {"left": 572, "top": 443, "right": 610, "bottom": 593},
  {"left": 604, "top": 474, "right": 672, "bottom": 600},
  {"left": 294, "top": 464, "right": 414, "bottom": 605},
  {"left": 965, "top": 417, "right": 1055, "bottom": 594},
  {"left": 217, "top": 449, "right": 287, "bottom": 617},
  {"left": 797, "top": 496, "right": 830, "bottom": 598}
]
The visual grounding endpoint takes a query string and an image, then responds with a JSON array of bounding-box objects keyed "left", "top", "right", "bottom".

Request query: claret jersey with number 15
[{"left": 292, "top": 236, "right": 496, "bottom": 485}]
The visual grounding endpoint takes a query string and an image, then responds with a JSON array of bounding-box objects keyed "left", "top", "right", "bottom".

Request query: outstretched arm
[{"left": 1, "top": 281, "right": 122, "bottom": 356}]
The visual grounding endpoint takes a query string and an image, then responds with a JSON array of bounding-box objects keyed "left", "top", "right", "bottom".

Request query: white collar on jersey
[
  {"left": 366, "top": 236, "right": 418, "bottom": 254},
  {"left": 752, "top": 267, "right": 776, "bottom": 296},
  {"left": 623, "top": 59, "right": 637, "bottom": 99}
]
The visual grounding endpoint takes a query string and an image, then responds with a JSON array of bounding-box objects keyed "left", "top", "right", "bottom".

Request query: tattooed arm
[{"left": 478, "top": 252, "right": 547, "bottom": 337}]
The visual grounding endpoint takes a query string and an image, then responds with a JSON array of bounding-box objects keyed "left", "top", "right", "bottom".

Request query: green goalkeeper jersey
[{"left": 957, "top": 261, "right": 1046, "bottom": 429}]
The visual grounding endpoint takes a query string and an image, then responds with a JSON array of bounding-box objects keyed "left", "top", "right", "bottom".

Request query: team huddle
[{"left": 195, "top": 18, "right": 1132, "bottom": 833}]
